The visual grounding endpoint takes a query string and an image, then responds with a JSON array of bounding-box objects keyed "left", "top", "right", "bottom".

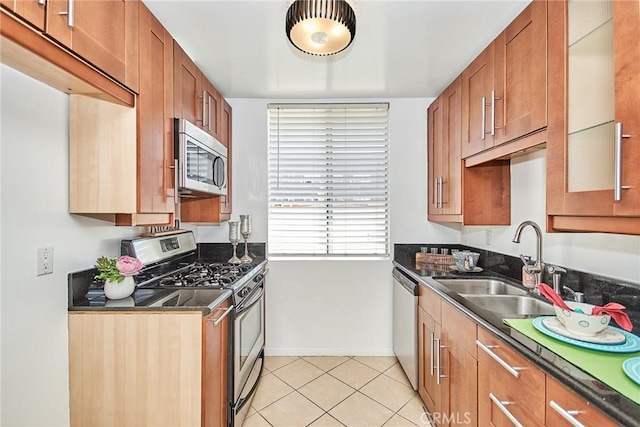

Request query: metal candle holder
[
  {"left": 228, "top": 221, "right": 241, "bottom": 264},
  {"left": 240, "top": 214, "right": 253, "bottom": 263}
]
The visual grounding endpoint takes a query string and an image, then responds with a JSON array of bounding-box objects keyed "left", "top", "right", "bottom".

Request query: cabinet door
[
  {"left": 461, "top": 44, "right": 494, "bottom": 158},
  {"left": 428, "top": 96, "right": 443, "bottom": 216},
  {"left": 418, "top": 307, "right": 442, "bottom": 417},
  {"left": 441, "top": 78, "right": 462, "bottom": 216},
  {"left": 546, "top": 376, "right": 616, "bottom": 427},
  {"left": 494, "top": 0, "right": 547, "bottom": 146},
  {"left": 46, "top": 0, "right": 138, "bottom": 91},
  {"left": 202, "top": 78, "right": 222, "bottom": 140},
  {"left": 137, "top": 3, "right": 174, "bottom": 217},
  {"left": 441, "top": 338, "right": 477, "bottom": 427},
  {"left": 3, "top": 0, "right": 45, "bottom": 30},
  {"left": 203, "top": 301, "right": 230, "bottom": 427},
  {"left": 173, "top": 40, "right": 200, "bottom": 125},
  {"left": 220, "top": 100, "right": 232, "bottom": 218},
  {"left": 547, "top": 0, "right": 640, "bottom": 234}
]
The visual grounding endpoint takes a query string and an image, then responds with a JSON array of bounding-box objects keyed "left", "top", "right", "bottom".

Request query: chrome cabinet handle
[
  {"left": 211, "top": 304, "right": 234, "bottom": 326},
  {"left": 429, "top": 331, "right": 435, "bottom": 376},
  {"left": 476, "top": 340, "right": 522, "bottom": 378},
  {"left": 490, "top": 90, "right": 501, "bottom": 136},
  {"left": 58, "top": 0, "right": 74, "bottom": 27},
  {"left": 207, "top": 94, "right": 213, "bottom": 132},
  {"left": 489, "top": 393, "right": 523, "bottom": 427},
  {"left": 549, "top": 400, "right": 585, "bottom": 427},
  {"left": 201, "top": 91, "right": 208, "bottom": 128},
  {"left": 435, "top": 337, "right": 441, "bottom": 385},
  {"left": 171, "top": 159, "right": 179, "bottom": 204},
  {"left": 614, "top": 122, "right": 632, "bottom": 201},
  {"left": 481, "top": 96, "right": 486, "bottom": 140},
  {"left": 438, "top": 177, "right": 442, "bottom": 208}
]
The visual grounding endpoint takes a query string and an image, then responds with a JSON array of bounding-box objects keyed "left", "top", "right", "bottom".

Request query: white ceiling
[{"left": 144, "top": 0, "right": 531, "bottom": 99}]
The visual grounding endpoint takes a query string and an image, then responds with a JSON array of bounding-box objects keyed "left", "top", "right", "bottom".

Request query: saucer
[
  {"left": 449, "top": 265, "right": 483, "bottom": 273},
  {"left": 541, "top": 316, "right": 626, "bottom": 344},
  {"left": 532, "top": 317, "right": 640, "bottom": 354},
  {"left": 622, "top": 357, "right": 640, "bottom": 386}
]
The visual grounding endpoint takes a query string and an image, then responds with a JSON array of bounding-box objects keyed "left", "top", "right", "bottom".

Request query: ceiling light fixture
[{"left": 286, "top": 0, "right": 356, "bottom": 56}]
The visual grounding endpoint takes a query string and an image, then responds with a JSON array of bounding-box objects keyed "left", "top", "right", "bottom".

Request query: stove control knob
[
  {"left": 239, "top": 288, "right": 250, "bottom": 298},
  {"left": 254, "top": 274, "right": 263, "bottom": 282}
]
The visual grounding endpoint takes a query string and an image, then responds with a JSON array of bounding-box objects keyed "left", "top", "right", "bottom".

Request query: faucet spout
[{"left": 512, "top": 220, "right": 543, "bottom": 268}]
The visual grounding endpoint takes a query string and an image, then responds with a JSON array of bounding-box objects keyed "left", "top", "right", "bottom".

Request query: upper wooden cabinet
[
  {"left": 45, "top": 0, "right": 139, "bottom": 93},
  {"left": 69, "top": 4, "right": 176, "bottom": 226},
  {"left": 1, "top": 0, "right": 45, "bottom": 30},
  {"left": 428, "top": 77, "right": 511, "bottom": 225},
  {"left": 462, "top": 0, "right": 548, "bottom": 159},
  {"left": 136, "top": 2, "right": 175, "bottom": 220},
  {"left": 547, "top": 0, "right": 640, "bottom": 234},
  {"left": 173, "top": 40, "right": 222, "bottom": 141}
]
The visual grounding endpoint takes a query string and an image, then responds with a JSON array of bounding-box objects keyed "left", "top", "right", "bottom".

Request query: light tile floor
[{"left": 242, "top": 356, "right": 432, "bottom": 427}]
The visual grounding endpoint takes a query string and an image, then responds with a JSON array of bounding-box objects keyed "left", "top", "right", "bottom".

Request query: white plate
[
  {"left": 541, "top": 316, "right": 626, "bottom": 345},
  {"left": 449, "top": 265, "right": 483, "bottom": 273}
]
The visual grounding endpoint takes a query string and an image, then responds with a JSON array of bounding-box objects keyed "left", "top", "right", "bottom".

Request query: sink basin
[
  {"left": 460, "top": 294, "right": 555, "bottom": 316},
  {"left": 437, "top": 279, "right": 528, "bottom": 296}
]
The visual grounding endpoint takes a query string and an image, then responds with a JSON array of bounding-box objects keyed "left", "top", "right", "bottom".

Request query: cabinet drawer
[
  {"left": 477, "top": 327, "right": 545, "bottom": 425},
  {"left": 441, "top": 301, "right": 477, "bottom": 356},
  {"left": 418, "top": 285, "right": 441, "bottom": 323},
  {"left": 546, "top": 376, "right": 616, "bottom": 427}
]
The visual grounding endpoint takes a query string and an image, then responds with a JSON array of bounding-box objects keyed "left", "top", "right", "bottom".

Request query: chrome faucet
[{"left": 513, "top": 220, "right": 545, "bottom": 292}]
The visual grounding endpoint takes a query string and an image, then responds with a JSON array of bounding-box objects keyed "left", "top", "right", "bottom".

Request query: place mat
[{"left": 504, "top": 318, "right": 640, "bottom": 405}]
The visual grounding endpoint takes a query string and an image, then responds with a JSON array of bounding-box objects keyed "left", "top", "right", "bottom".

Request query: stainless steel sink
[
  {"left": 460, "top": 294, "right": 555, "bottom": 316},
  {"left": 436, "top": 279, "right": 528, "bottom": 296}
]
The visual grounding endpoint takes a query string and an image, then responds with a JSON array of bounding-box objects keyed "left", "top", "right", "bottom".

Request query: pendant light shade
[{"left": 286, "top": 0, "right": 356, "bottom": 56}]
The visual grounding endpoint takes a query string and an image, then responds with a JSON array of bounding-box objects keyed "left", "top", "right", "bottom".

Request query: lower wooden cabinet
[
  {"left": 69, "top": 305, "right": 230, "bottom": 427},
  {"left": 546, "top": 376, "right": 615, "bottom": 427}
]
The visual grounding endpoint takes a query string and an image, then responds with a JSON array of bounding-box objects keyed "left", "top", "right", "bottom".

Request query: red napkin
[{"left": 592, "top": 303, "right": 633, "bottom": 332}]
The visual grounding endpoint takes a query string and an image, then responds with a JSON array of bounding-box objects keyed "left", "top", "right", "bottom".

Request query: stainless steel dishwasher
[{"left": 392, "top": 268, "right": 418, "bottom": 390}]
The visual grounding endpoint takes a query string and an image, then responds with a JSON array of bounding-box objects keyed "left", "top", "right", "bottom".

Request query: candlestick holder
[
  {"left": 228, "top": 221, "right": 241, "bottom": 264},
  {"left": 240, "top": 214, "right": 253, "bottom": 263}
]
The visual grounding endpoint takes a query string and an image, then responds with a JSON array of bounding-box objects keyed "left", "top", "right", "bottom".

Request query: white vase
[{"left": 104, "top": 276, "right": 135, "bottom": 300}]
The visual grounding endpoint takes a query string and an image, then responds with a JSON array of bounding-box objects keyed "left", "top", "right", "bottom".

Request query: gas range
[{"left": 120, "top": 231, "right": 265, "bottom": 306}]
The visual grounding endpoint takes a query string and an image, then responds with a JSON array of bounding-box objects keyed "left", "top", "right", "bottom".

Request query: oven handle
[
  {"left": 210, "top": 304, "right": 234, "bottom": 326},
  {"left": 236, "top": 285, "right": 264, "bottom": 315}
]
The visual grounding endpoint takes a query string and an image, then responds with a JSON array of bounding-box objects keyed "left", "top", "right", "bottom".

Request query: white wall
[
  {"left": 194, "top": 98, "right": 458, "bottom": 355},
  {"left": 461, "top": 150, "right": 640, "bottom": 283},
  {"left": 0, "top": 65, "right": 140, "bottom": 426}
]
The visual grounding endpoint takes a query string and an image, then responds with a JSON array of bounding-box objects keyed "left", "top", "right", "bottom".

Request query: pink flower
[{"left": 116, "top": 255, "right": 142, "bottom": 276}]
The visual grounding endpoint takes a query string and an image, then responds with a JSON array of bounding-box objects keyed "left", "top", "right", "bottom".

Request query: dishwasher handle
[{"left": 393, "top": 268, "right": 418, "bottom": 295}]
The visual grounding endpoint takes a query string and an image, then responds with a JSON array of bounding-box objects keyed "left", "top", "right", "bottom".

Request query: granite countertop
[{"left": 393, "top": 251, "right": 640, "bottom": 426}]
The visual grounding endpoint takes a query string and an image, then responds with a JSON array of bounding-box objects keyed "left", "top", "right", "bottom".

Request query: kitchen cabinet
[
  {"left": 428, "top": 77, "right": 511, "bottom": 225},
  {"left": 180, "top": 100, "right": 233, "bottom": 224},
  {"left": 461, "top": 0, "right": 548, "bottom": 161},
  {"left": 477, "top": 327, "right": 546, "bottom": 427},
  {"left": 69, "top": 304, "right": 230, "bottom": 426},
  {"left": 547, "top": 0, "right": 640, "bottom": 235},
  {"left": 173, "top": 40, "right": 222, "bottom": 141},
  {"left": 45, "top": 0, "right": 139, "bottom": 93},
  {"left": 68, "top": 1, "right": 175, "bottom": 226},
  {"left": 0, "top": 6, "right": 135, "bottom": 106},
  {"left": 418, "top": 286, "right": 478, "bottom": 426},
  {"left": 546, "top": 376, "right": 616, "bottom": 427},
  {"left": 136, "top": 3, "right": 175, "bottom": 220},
  {"left": 1, "top": 0, "right": 45, "bottom": 30}
]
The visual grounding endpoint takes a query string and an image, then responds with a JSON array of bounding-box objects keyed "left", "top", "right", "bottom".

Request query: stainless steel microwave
[{"left": 175, "top": 118, "right": 228, "bottom": 197}]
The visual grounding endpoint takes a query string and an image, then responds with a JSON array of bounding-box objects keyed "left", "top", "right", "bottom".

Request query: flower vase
[{"left": 104, "top": 276, "right": 135, "bottom": 300}]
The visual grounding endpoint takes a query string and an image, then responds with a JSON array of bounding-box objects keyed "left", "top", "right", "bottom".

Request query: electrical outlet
[
  {"left": 37, "top": 247, "right": 54, "bottom": 276},
  {"left": 485, "top": 229, "right": 492, "bottom": 246}
]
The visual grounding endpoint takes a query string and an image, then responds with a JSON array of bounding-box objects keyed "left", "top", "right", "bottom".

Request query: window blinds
[{"left": 267, "top": 103, "right": 389, "bottom": 257}]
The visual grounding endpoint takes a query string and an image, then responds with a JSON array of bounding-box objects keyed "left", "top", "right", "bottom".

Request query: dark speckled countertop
[{"left": 394, "top": 243, "right": 640, "bottom": 426}]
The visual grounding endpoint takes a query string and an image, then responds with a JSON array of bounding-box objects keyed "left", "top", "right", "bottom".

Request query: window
[{"left": 267, "top": 103, "right": 389, "bottom": 257}]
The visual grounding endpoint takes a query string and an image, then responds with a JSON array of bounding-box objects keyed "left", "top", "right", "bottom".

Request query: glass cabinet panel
[{"left": 567, "top": 0, "right": 615, "bottom": 192}]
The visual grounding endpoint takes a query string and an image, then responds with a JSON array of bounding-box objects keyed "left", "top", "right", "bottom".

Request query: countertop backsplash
[{"left": 394, "top": 243, "right": 640, "bottom": 332}]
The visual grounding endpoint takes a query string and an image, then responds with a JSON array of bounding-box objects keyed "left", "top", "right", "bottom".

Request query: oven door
[{"left": 234, "top": 283, "right": 265, "bottom": 402}]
